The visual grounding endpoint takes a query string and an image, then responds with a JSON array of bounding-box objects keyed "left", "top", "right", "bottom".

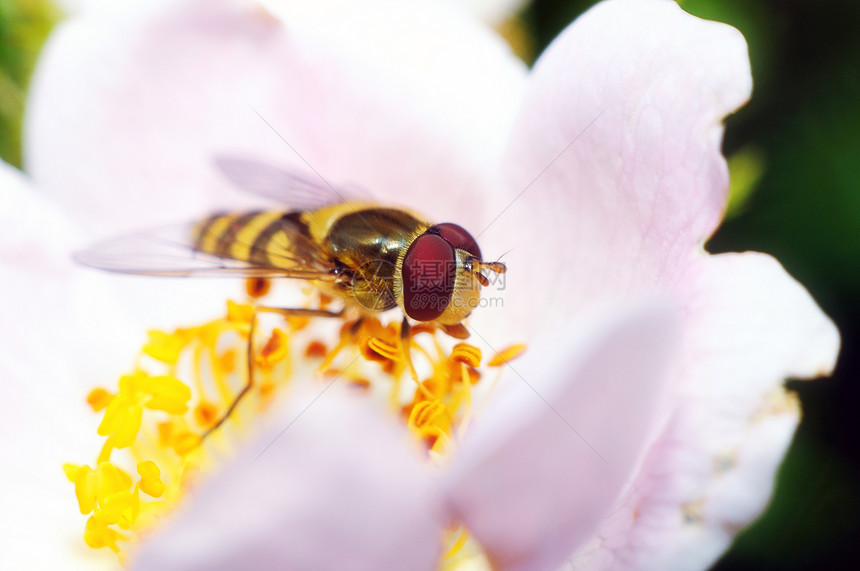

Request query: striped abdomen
[{"left": 192, "top": 211, "right": 313, "bottom": 269}]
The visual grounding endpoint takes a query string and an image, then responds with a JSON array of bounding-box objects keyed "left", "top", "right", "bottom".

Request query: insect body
[
  {"left": 77, "top": 158, "right": 505, "bottom": 327},
  {"left": 190, "top": 203, "right": 503, "bottom": 325},
  {"left": 76, "top": 158, "right": 506, "bottom": 439}
]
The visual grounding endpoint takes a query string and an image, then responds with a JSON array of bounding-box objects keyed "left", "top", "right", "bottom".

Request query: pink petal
[
  {"left": 480, "top": 0, "right": 752, "bottom": 333},
  {"left": 0, "top": 161, "right": 235, "bottom": 567},
  {"left": 0, "top": 162, "right": 117, "bottom": 570},
  {"left": 574, "top": 253, "right": 839, "bottom": 568},
  {"left": 0, "top": 161, "right": 119, "bottom": 411},
  {"left": 132, "top": 388, "right": 442, "bottom": 571},
  {"left": 26, "top": 0, "right": 526, "bottom": 237},
  {"left": 444, "top": 300, "right": 680, "bottom": 570},
  {"left": 0, "top": 156, "right": 228, "bottom": 375}
]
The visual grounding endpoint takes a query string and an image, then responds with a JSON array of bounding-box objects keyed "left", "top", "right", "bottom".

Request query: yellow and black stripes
[{"left": 192, "top": 211, "right": 314, "bottom": 269}]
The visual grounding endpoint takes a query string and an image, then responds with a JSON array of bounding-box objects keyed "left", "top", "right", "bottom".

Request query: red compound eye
[
  {"left": 430, "top": 223, "right": 481, "bottom": 259},
  {"left": 402, "top": 233, "right": 456, "bottom": 321}
]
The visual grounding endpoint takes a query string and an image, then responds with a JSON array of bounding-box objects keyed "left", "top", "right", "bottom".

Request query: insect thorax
[{"left": 326, "top": 208, "right": 426, "bottom": 312}]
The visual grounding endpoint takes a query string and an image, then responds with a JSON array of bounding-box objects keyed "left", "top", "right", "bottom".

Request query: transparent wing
[
  {"left": 213, "top": 155, "right": 372, "bottom": 209},
  {"left": 74, "top": 222, "right": 340, "bottom": 280}
]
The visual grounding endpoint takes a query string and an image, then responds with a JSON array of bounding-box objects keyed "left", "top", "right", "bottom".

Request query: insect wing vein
[{"left": 74, "top": 221, "right": 337, "bottom": 280}]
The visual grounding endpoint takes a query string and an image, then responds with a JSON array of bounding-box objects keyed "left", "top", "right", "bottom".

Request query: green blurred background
[{"left": 1, "top": 0, "right": 857, "bottom": 568}]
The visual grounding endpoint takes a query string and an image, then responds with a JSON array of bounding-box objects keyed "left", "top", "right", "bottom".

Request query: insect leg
[
  {"left": 200, "top": 305, "right": 344, "bottom": 441},
  {"left": 256, "top": 306, "right": 346, "bottom": 319}
]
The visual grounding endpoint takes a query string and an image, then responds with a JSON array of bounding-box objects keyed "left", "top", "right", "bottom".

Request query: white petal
[{"left": 572, "top": 253, "right": 839, "bottom": 569}]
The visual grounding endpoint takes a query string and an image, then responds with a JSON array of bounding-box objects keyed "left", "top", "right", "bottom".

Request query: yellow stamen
[
  {"left": 409, "top": 400, "right": 447, "bottom": 430},
  {"left": 218, "top": 348, "right": 237, "bottom": 373},
  {"left": 74, "top": 465, "right": 97, "bottom": 515},
  {"left": 450, "top": 343, "right": 481, "bottom": 368},
  {"left": 69, "top": 294, "right": 508, "bottom": 566},
  {"left": 226, "top": 300, "right": 254, "bottom": 327},
  {"left": 86, "top": 388, "right": 113, "bottom": 411},
  {"left": 142, "top": 330, "right": 185, "bottom": 365},
  {"left": 245, "top": 277, "right": 271, "bottom": 299},
  {"left": 137, "top": 461, "right": 166, "bottom": 498},
  {"left": 257, "top": 328, "right": 289, "bottom": 369},
  {"left": 172, "top": 431, "right": 201, "bottom": 456},
  {"left": 286, "top": 315, "right": 311, "bottom": 331},
  {"left": 96, "top": 491, "right": 136, "bottom": 526},
  {"left": 194, "top": 401, "right": 219, "bottom": 428},
  {"left": 95, "top": 462, "right": 133, "bottom": 500},
  {"left": 488, "top": 343, "right": 527, "bottom": 367},
  {"left": 84, "top": 515, "right": 125, "bottom": 551},
  {"left": 442, "top": 527, "right": 470, "bottom": 560},
  {"left": 97, "top": 396, "right": 142, "bottom": 448},
  {"left": 363, "top": 336, "right": 400, "bottom": 362},
  {"left": 140, "top": 375, "right": 192, "bottom": 414},
  {"left": 456, "top": 363, "right": 474, "bottom": 438},
  {"left": 156, "top": 422, "right": 173, "bottom": 447},
  {"left": 259, "top": 381, "right": 276, "bottom": 401},
  {"left": 305, "top": 340, "right": 328, "bottom": 359},
  {"left": 63, "top": 463, "right": 81, "bottom": 482}
]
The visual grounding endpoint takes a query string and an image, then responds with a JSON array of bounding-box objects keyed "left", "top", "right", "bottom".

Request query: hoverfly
[{"left": 76, "top": 157, "right": 506, "bottom": 437}]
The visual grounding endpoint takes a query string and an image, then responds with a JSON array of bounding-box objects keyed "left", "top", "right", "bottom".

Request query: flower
[
  {"left": 3, "top": 0, "right": 839, "bottom": 569},
  {"left": 0, "top": 161, "right": 129, "bottom": 571}
]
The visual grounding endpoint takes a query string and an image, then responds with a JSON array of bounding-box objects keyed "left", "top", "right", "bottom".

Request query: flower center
[{"left": 66, "top": 283, "right": 524, "bottom": 565}]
